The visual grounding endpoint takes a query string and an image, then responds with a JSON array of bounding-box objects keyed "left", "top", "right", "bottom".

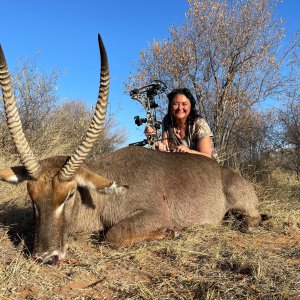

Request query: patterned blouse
[{"left": 162, "top": 117, "right": 213, "bottom": 151}]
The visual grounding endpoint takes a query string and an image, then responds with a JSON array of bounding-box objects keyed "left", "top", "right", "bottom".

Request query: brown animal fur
[{"left": 1, "top": 146, "right": 261, "bottom": 262}]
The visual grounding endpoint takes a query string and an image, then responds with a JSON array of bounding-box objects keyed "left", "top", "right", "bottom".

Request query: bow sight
[{"left": 129, "top": 80, "right": 167, "bottom": 147}]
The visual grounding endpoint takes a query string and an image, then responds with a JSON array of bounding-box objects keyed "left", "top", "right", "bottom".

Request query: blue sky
[{"left": 1, "top": 0, "right": 299, "bottom": 146}]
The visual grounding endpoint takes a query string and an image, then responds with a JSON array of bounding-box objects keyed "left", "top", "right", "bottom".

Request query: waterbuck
[{"left": 0, "top": 35, "right": 261, "bottom": 264}]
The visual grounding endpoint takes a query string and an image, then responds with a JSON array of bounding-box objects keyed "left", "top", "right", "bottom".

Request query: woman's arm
[
  {"left": 173, "top": 117, "right": 213, "bottom": 157},
  {"left": 196, "top": 136, "right": 212, "bottom": 157},
  {"left": 155, "top": 130, "right": 169, "bottom": 151},
  {"left": 145, "top": 126, "right": 169, "bottom": 151},
  {"left": 173, "top": 136, "right": 212, "bottom": 157},
  {"left": 145, "top": 124, "right": 212, "bottom": 156}
]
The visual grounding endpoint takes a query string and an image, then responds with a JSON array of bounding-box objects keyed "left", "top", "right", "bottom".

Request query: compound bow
[{"left": 129, "top": 80, "right": 167, "bottom": 148}]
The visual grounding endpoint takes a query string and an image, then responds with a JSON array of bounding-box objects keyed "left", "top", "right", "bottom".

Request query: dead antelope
[{"left": 0, "top": 35, "right": 261, "bottom": 264}]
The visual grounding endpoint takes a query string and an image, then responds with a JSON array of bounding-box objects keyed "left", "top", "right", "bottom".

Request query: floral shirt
[{"left": 163, "top": 117, "right": 213, "bottom": 151}]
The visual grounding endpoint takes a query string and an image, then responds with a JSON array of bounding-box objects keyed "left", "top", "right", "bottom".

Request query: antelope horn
[
  {"left": 0, "top": 45, "right": 42, "bottom": 179},
  {"left": 58, "top": 34, "right": 109, "bottom": 182}
]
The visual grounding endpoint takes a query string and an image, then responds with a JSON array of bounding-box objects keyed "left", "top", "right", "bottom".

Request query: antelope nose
[
  {"left": 49, "top": 254, "right": 61, "bottom": 265},
  {"left": 32, "top": 253, "right": 62, "bottom": 265}
]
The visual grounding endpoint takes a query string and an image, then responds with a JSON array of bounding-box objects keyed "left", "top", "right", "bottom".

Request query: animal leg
[{"left": 105, "top": 211, "right": 174, "bottom": 247}]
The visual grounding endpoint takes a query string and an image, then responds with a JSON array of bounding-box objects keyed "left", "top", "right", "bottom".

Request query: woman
[{"left": 145, "top": 88, "right": 213, "bottom": 158}]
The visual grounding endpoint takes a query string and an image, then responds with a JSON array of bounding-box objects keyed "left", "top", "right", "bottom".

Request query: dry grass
[{"left": 0, "top": 167, "right": 299, "bottom": 299}]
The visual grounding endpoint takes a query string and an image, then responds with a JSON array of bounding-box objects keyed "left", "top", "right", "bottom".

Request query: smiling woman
[{"left": 145, "top": 88, "right": 213, "bottom": 157}]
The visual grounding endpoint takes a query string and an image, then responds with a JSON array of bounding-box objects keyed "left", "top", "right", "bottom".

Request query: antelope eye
[{"left": 68, "top": 189, "right": 76, "bottom": 199}]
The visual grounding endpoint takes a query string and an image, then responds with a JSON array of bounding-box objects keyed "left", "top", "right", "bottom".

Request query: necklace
[{"left": 174, "top": 124, "right": 186, "bottom": 138}]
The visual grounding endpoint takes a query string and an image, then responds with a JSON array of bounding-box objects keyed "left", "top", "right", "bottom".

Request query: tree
[
  {"left": 277, "top": 95, "right": 300, "bottom": 179},
  {"left": 13, "top": 57, "right": 58, "bottom": 132},
  {"left": 0, "top": 57, "right": 58, "bottom": 158},
  {"left": 45, "top": 101, "right": 127, "bottom": 159},
  {"left": 126, "top": 0, "right": 300, "bottom": 166},
  {"left": 0, "top": 57, "right": 127, "bottom": 161}
]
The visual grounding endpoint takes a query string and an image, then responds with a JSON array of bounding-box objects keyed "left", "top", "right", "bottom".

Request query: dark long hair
[{"left": 164, "top": 88, "right": 201, "bottom": 127}]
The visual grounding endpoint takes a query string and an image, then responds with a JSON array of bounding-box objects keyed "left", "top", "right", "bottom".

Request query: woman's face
[{"left": 171, "top": 94, "right": 191, "bottom": 122}]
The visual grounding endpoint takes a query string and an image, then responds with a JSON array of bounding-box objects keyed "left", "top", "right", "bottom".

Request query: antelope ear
[
  {"left": 0, "top": 166, "right": 32, "bottom": 184},
  {"left": 74, "top": 167, "right": 128, "bottom": 195}
]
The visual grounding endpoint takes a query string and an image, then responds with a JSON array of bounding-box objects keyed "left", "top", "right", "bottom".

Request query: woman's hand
[
  {"left": 173, "top": 144, "right": 191, "bottom": 153},
  {"left": 144, "top": 125, "right": 156, "bottom": 136},
  {"left": 155, "top": 141, "right": 169, "bottom": 152},
  {"left": 173, "top": 137, "right": 212, "bottom": 157},
  {"left": 145, "top": 126, "right": 169, "bottom": 152}
]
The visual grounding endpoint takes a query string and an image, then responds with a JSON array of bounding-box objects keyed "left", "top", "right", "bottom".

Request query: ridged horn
[
  {"left": 58, "top": 34, "right": 109, "bottom": 182},
  {"left": 0, "top": 45, "right": 42, "bottom": 179}
]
